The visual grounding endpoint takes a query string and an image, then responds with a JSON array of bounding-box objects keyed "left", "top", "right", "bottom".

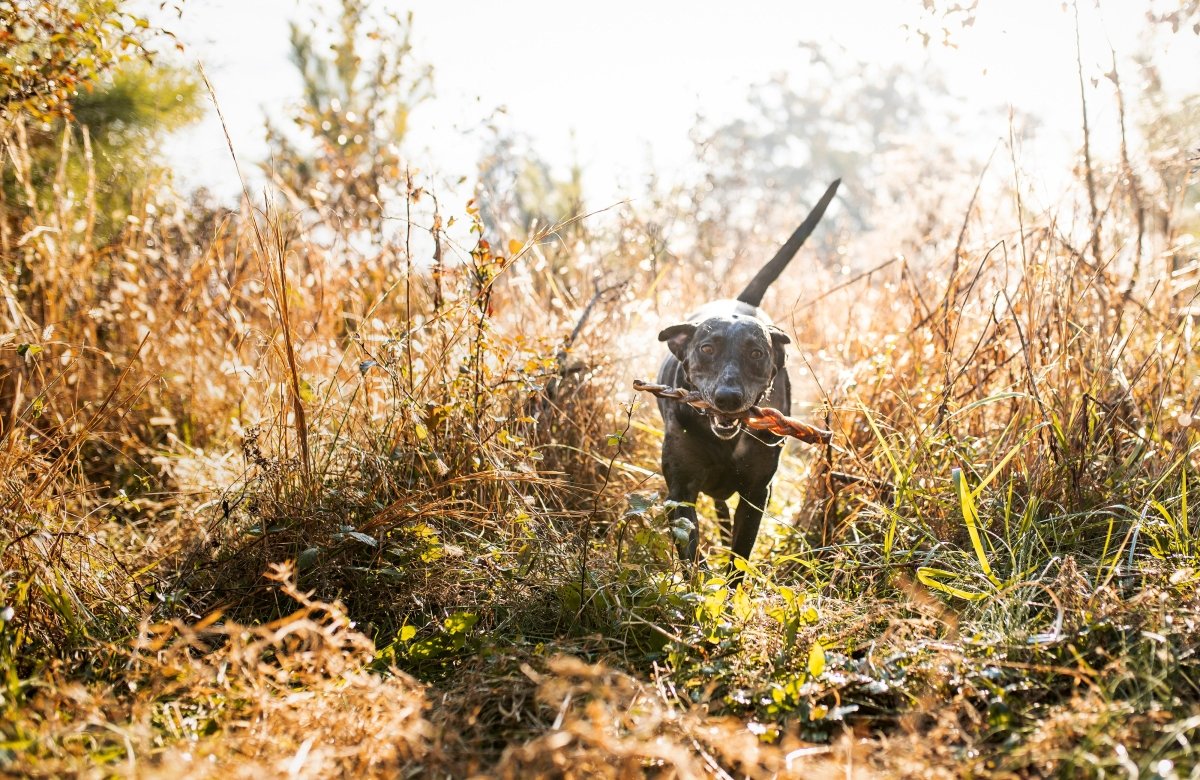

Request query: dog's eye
[
  {"left": 699, "top": 344, "right": 715, "bottom": 356},
  {"left": 750, "top": 349, "right": 765, "bottom": 360}
]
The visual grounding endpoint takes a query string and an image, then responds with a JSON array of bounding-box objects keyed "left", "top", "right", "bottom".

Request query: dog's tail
[{"left": 736, "top": 179, "right": 841, "bottom": 307}]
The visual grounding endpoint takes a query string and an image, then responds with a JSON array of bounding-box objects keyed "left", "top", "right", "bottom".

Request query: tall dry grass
[{"left": 2, "top": 66, "right": 1199, "bottom": 778}]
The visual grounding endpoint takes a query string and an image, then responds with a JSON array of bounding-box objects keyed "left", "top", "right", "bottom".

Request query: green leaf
[
  {"left": 406, "top": 637, "right": 448, "bottom": 660},
  {"left": 1182, "top": 469, "right": 1189, "bottom": 554},
  {"left": 859, "top": 399, "right": 900, "bottom": 482},
  {"left": 625, "top": 493, "right": 656, "bottom": 516},
  {"left": 730, "top": 587, "right": 753, "bottom": 622},
  {"left": 807, "top": 641, "right": 826, "bottom": 677},
  {"left": 443, "top": 611, "right": 478, "bottom": 636},
  {"left": 346, "top": 531, "right": 377, "bottom": 547},
  {"left": 297, "top": 547, "right": 321, "bottom": 570},
  {"left": 945, "top": 392, "right": 1028, "bottom": 421},
  {"left": 971, "top": 423, "right": 1046, "bottom": 496}
]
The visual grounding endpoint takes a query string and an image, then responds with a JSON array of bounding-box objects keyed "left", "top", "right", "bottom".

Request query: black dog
[{"left": 655, "top": 180, "right": 840, "bottom": 571}]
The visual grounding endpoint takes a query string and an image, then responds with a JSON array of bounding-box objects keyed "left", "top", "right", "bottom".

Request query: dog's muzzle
[{"left": 708, "top": 412, "right": 743, "bottom": 440}]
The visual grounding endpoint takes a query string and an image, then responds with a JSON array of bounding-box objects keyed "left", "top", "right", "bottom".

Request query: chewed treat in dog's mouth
[
  {"left": 709, "top": 412, "right": 743, "bottom": 439},
  {"left": 632, "top": 379, "right": 833, "bottom": 445}
]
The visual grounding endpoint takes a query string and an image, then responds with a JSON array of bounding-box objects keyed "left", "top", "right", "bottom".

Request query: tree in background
[
  {"left": 0, "top": 0, "right": 150, "bottom": 122},
  {"left": 1136, "top": 58, "right": 1200, "bottom": 310},
  {"left": 1, "top": 1, "right": 202, "bottom": 247},
  {"left": 476, "top": 128, "right": 583, "bottom": 237},
  {"left": 681, "top": 41, "right": 972, "bottom": 291},
  {"left": 692, "top": 42, "right": 964, "bottom": 233},
  {"left": 263, "top": 0, "right": 432, "bottom": 234},
  {"left": 11, "top": 65, "right": 201, "bottom": 242},
  {"left": 0, "top": 0, "right": 204, "bottom": 479}
]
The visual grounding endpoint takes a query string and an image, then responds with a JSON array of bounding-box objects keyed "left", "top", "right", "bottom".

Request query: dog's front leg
[
  {"left": 728, "top": 486, "right": 770, "bottom": 583},
  {"left": 661, "top": 428, "right": 706, "bottom": 565}
]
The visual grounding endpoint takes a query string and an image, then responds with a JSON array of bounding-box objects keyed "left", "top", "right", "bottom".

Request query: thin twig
[{"left": 1074, "top": 1, "right": 1105, "bottom": 275}]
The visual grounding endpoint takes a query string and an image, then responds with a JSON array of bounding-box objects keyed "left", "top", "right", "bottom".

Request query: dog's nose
[{"left": 713, "top": 387, "right": 744, "bottom": 412}]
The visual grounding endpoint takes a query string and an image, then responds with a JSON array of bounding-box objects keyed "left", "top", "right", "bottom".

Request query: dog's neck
[{"left": 756, "top": 375, "right": 775, "bottom": 406}]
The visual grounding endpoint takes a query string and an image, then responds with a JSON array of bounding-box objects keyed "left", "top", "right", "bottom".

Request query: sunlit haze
[{"left": 158, "top": 0, "right": 1196, "bottom": 209}]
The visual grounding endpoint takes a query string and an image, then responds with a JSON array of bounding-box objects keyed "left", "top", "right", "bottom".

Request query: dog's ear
[
  {"left": 658, "top": 323, "right": 697, "bottom": 361},
  {"left": 769, "top": 326, "right": 790, "bottom": 368}
]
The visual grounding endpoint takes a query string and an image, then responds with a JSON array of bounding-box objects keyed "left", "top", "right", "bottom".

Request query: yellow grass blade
[
  {"left": 954, "top": 468, "right": 1000, "bottom": 587},
  {"left": 972, "top": 422, "right": 1047, "bottom": 498},
  {"left": 916, "top": 566, "right": 989, "bottom": 601},
  {"left": 859, "top": 399, "right": 901, "bottom": 483}
]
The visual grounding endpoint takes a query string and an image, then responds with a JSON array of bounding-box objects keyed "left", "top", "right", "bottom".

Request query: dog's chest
[{"left": 683, "top": 433, "right": 783, "bottom": 497}]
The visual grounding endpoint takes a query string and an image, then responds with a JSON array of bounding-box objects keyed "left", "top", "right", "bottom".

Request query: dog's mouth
[{"left": 708, "top": 412, "right": 743, "bottom": 440}]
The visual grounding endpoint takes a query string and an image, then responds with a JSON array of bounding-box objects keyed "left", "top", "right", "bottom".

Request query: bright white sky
[{"left": 158, "top": 0, "right": 1196, "bottom": 209}]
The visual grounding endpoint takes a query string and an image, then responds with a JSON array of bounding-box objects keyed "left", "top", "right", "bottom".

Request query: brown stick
[{"left": 632, "top": 380, "right": 832, "bottom": 445}]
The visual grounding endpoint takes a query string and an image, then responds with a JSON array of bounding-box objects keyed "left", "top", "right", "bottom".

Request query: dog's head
[{"left": 658, "top": 314, "right": 789, "bottom": 439}]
